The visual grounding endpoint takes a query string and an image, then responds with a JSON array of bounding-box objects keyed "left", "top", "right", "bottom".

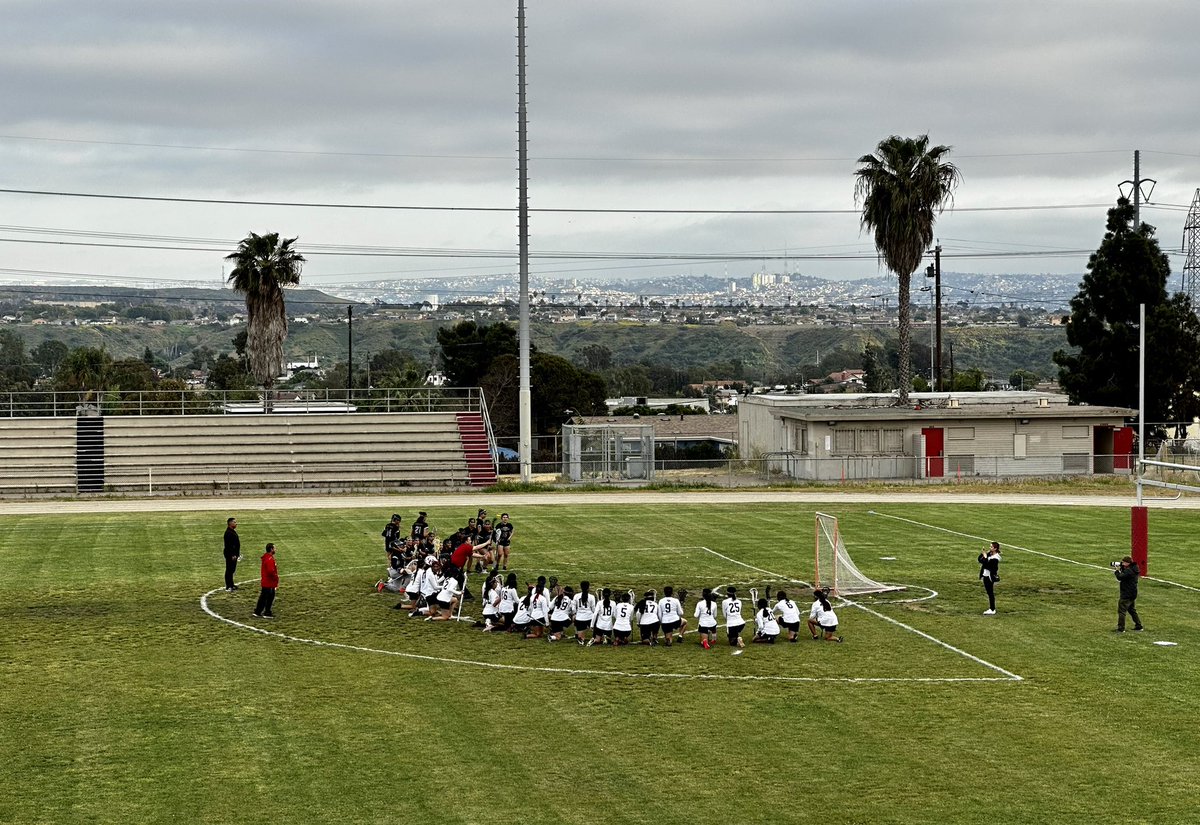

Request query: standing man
[
  {"left": 1113, "top": 555, "right": 1143, "bottom": 633},
  {"left": 494, "top": 513, "right": 515, "bottom": 571},
  {"left": 253, "top": 543, "right": 279, "bottom": 619},
  {"left": 978, "top": 541, "right": 1001, "bottom": 615},
  {"left": 223, "top": 517, "right": 241, "bottom": 592}
]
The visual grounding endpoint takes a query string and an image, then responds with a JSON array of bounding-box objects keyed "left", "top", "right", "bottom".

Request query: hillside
[{"left": 6, "top": 317, "right": 1069, "bottom": 382}]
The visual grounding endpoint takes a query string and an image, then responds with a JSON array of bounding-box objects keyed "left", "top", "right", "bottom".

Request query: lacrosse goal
[{"left": 814, "top": 512, "right": 903, "bottom": 597}]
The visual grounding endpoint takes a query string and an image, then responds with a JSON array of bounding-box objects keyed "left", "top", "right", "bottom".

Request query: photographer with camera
[
  {"left": 978, "top": 541, "right": 1002, "bottom": 615},
  {"left": 1112, "top": 556, "right": 1144, "bottom": 633}
]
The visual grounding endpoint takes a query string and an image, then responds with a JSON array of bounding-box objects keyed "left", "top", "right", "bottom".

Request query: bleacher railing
[{"left": 0, "top": 387, "right": 489, "bottom": 417}]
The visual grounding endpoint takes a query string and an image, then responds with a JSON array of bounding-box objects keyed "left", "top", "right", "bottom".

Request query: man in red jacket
[{"left": 253, "top": 543, "right": 279, "bottom": 619}]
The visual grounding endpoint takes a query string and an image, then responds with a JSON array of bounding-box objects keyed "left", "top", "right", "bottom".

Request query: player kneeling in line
[
  {"left": 572, "top": 581, "right": 598, "bottom": 645},
  {"left": 806, "top": 589, "right": 825, "bottom": 640},
  {"left": 489, "top": 572, "right": 519, "bottom": 632},
  {"left": 752, "top": 598, "right": 780, "bottom": 644},
  {"left": 376, "top": 553, "right": 409, "bottom": 594},
  {"left": 510, "top": 587, "right": 533, "bottom": 636},
  {"left": 635, "top": 590, "right": 660, "bottom": 646},
  {"left": 428, "top": 570, "right": 464, "bottom": 621},
  {"left": 477, "top": 570, "right": 503, "bottom": 629},
  {"left": 813, "top": 590, "right": 843, "bottom": 642},
  {"left": 525, "top": 576, "right": 551, "bottom": 639},
  {"left": 547, "top": 586, "right": 575, "bottom": 641},
  {"left": 774, "top": 590, "right": 802, "bottom": 643},
  {"left": 658, "top": 586, "right": 687, "bottom": 646},
  {"left": 721, "top": 586, "right": 746, "bottom": 649},
  {"left": 612, "top": 592, "right": 635, "bottom": 646},
  {"left": 694, "top": 588, "right": 720, "bottom": 649},
  {"left": 588, "top": 588, "right": 616, "bottom": 646}
]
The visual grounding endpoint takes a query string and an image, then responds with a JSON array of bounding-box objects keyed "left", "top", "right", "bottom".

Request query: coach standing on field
[{"left": 223, "top": 517, "right": 241, "bottom": 591}]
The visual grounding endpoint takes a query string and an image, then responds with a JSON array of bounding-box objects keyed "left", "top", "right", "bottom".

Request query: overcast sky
[{"left": 1, "top": 0, "right": 1198, "bottom": 294}]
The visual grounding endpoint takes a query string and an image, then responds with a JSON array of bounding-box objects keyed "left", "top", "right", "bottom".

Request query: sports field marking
[
  {"left": 696, "top": 546, "right": 1023, "bottom": 682},
  {"left": 868, "top": 510, "right": 1200, "bottom": 594}
]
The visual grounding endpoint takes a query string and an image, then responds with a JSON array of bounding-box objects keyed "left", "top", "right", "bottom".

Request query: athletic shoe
[
  {"left": 577, "top": 638, "right": 585, "bottom": 646},
  {"left": 1112, "top": 628, "right": 1126, "bottom": 633},
  {"left": 1134, "top": 626, "right": 1144, "bottom": 632},
  {"left": 375, "top": 581, "right": 385, "bottom": 593},
  {"left": 701, "top": 639, "right": 710, "bottom": 650},
  {"left": 231, "top": 585, "right": 239, "bottom": 591},
  {"left": 834, "top": 636, "right": 843, "bottom": 643},
  {"left": 251, "top": 613, "right": 262, "bottom": 618},
  {"left": 225, "top": 587, "right": 234, "bottom": 592},
  {"left": 983, "top": 609, "right": 996, "bottom": 615},
  {"left": 586, "top": 638, "right": 596, "bottom": 647},
  {"left": 675, "top": 635, "right": 684, "bottom": 643},
  {"left": 263, "top": 614, "right": 275, "bottom": 619}
]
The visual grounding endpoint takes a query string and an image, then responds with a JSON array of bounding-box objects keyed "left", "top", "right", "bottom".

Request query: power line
[{"left": 0, "top": 186, "right": 1113, "bottom": 215}]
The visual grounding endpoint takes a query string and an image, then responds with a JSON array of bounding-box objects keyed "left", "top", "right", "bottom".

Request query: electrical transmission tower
[{"left": 1184, "top": 188, "right": 1200, "bottom": 314}]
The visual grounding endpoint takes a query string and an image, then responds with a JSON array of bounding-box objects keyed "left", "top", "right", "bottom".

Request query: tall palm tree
[
  {"left": 854, "top": 135, "right": 960, "bottom": 403},
  {"left": 225, "top": 232, "right": 305, "bottom": 409}
]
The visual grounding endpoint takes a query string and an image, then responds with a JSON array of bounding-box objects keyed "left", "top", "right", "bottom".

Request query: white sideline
[
  {"left": 696, "top": 546, "right": 1023, "bottom": 681},
  {"left": 868, "top": 511, "right": 1200, "bottom": 594}
]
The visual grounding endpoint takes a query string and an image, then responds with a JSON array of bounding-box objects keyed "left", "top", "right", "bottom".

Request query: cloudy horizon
[{"left": 1, "top": 1, "right": 1197, "bottom": 293}]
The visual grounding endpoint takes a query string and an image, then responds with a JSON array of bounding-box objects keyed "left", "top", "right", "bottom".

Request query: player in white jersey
[
  {"left": 492, "top": 572, "right": 519, "bottom": 632},
  {"left": 814, "top": 590, "right": 843, "bottom": 642},
  {"left": 773, "top": 590, "right": 802, "bottom": 643},
  {"left": 412, "top": 561, "right": 444, "bottom": 617},
  {"left": 511, "top": 587, "right": 533, "bottom": 636},
  {"left": 548, "top": 586, "right": 575, "bottom": 642},
  {"left": 806, "top": 589, "right": 825, "bottom": 640},
  {"left": 572, "top": 581, "right": 598, "bottom": 645},
  {"left": 721, "top": 586, "right": 746, "bottom": 649},
  {"left": 693, "top": 588, "right": 720, "bottom": 650},
  {"left": 635, "top": 590, "right": 661, "bottom": 645},
  {"left": 612, "top": 592, "right": 635, "bottom": 646},
  {"left": 589, "top": 588, "right": 616, "bottom": 646},
  {"left": 752, "top": 598, "right": 780, "bottom": 643},
  {"left": 526, "top": 576, "right": 550, "bottom": 639},
  {"left": 479, "top": 570, "right": 503, "bottom": 630},
  {"left": 657, "top": 586, "right": 687, "bottom": 647},
  {"left": 428, "top": 570, "right": 463, "bottom": 621}
]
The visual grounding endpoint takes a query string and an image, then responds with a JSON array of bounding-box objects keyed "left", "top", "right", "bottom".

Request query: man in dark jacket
[
  {"left": 1114, "top": 555, "right": 1143, "bottom": 633},
  {"left": 223, "top": 517, "right": 240, "bottom": 591}
]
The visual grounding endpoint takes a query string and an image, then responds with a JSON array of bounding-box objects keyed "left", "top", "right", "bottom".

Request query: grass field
[{"left": 3, "top": 499, "right": 1200, "bottom": 824}]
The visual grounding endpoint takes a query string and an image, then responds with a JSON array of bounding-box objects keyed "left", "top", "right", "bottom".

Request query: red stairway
[{"left": 455, "top": 412, "right": 498, "bottom": 487}]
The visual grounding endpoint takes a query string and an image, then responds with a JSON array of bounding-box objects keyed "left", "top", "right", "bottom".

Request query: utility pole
[
  {"left": 1119, "top": 150, "right": 1156, "bottom": 229},
  {"left": 1182, "top": 188, "right": 1200, "bottom": 313},
  {"left": 925, "top": 244, "right": 943, "bottom": 391},
  {"left": 516, "top": 0, "right": 532, "bottom": 483}
]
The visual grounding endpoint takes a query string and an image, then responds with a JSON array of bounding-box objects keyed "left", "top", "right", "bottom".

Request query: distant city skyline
[{"left": 1, "top": 2, "right": 1197, "bottom": 289}]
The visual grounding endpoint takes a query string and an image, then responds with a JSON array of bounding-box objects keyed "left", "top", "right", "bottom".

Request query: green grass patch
[{"left": 2, "top": 501, "right": 1199, "bottom": 824}]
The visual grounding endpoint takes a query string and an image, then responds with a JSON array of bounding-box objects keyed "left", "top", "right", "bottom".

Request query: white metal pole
[{"left": 516, "top": 0, "right": 532, "bottom": 483}]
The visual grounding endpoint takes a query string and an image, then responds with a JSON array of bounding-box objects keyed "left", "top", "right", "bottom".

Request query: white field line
[
  {"left": 868, "top": 510, "right": 1200, "bottom": 594},
  {"left": 201, "top": 562, "right": 1014, "bottom": 684},
  {"left": 696, "top": 546, "right": 1022, "bottom": 682}
]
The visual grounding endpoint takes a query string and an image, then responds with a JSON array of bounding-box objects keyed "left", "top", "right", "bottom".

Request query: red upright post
[{"left": 1131, "top": 506, "right": 1148, "bottom": 576}]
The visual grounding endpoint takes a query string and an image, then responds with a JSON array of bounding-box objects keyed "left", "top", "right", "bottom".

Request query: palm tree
[
  {"left": 225, "top": 232, "right": 305, "bottom": 409},
  {"left": 854, "top": 135, "right": 960, "bottom": 403}
]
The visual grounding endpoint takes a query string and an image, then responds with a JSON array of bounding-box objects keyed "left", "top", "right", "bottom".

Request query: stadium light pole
[{"left": 516, "top": 0, "right": 532, "bottom": 482}]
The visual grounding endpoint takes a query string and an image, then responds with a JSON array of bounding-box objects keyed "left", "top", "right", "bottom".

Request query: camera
[{"left": 1110, "top": 561, "right": 1123, "bottom": 568}]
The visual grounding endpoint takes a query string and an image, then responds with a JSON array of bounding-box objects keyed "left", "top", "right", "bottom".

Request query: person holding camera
[
  {"left": 1113, "top": 556, "right": 1144, "bottom": 633},
  {"left": 978, "top": 541, "right": 1002, "bottom": 615}
]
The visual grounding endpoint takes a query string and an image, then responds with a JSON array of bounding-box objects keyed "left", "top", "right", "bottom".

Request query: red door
[
  {"left": 922, "top": 427, "right": 944, "bottom": 478},
  {"left": 1113, "top": 426, "right": 1134, "bottom": 471}
]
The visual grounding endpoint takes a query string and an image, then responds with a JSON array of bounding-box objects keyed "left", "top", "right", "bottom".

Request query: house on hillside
[{"left": 739, "top": 391, "right": 1135, "bottom": 481}]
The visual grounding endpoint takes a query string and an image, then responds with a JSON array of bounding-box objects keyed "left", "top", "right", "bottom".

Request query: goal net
[{"left": 814, "top": 512, "right": 903, "bottom": 597}]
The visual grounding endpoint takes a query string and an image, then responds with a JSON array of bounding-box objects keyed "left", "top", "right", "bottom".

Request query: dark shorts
[
  {"left": 511, "top": 620, "right": 529, "bottom": 633},
  {"left": 727, "top": 625, "right": 744, "bottom": 644},
  {"left": 593, "top": 626, "right": 612, "bottom": 638},
  {"left": 698, "top": 624, "right": 717, "bottom": 636},
  {"left": 550, "top": 618, "right": 571, "bottom": 633},
  {"left": 782, "top": 620, "right": 800, "bottom": 632},
  {"left": 661, "top": 620, "right": 681, "bottom": 633},
  {"left": 639, "top": 623, "right": 659, "bottom": 641},
  {"left": 614, "top": 628, "right": 631, "bottom": 642},
  {"left": 820, "top": 624, "right": 838, "bottom": 634},
  {"left": 575, "top": 618, "right": 593, "bottom": 632},
  {"left": 436, "top": 597, "right": 452, "bottom": 609}
]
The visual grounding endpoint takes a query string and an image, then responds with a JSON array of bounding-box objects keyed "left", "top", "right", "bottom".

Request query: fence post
[{"left": 148, "top": 468, "right": 153, "bottom": 495}]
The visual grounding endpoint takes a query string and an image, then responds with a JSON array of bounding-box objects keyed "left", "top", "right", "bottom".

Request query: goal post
[{"left": 814, "top": 512, "right": 903, "bottom": 597}]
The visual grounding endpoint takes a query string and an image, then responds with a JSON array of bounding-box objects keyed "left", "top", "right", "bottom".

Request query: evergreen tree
[{"left": 1054, "top": 198, "right": 1200, "bottom": 423}]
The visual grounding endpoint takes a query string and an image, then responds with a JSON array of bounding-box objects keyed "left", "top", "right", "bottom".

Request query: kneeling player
[
  {"left": 612, "top": 592, "right": 634, "bottom": 646},
  {"left": 774, "top": 590, "right": 802, "bottom": 643},
  {"left": 635, "top": 590, "right": 660, "bottom": 645},
  {"left": 589, "top": 588, "right": 615, "bottom": 646},
  {"left": 657, "top": 586, "right": 687, "bottom": 646},
  {"left": 548, "top": 586, "right": 575, "bottom": 641},
  {"left": 753, "top": 598, "right": 780, "bottom": 643}
]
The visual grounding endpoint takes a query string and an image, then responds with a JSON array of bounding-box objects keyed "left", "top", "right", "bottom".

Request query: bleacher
[{"left": 0, "top": 410, "right": 499, "bottom": 495}]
